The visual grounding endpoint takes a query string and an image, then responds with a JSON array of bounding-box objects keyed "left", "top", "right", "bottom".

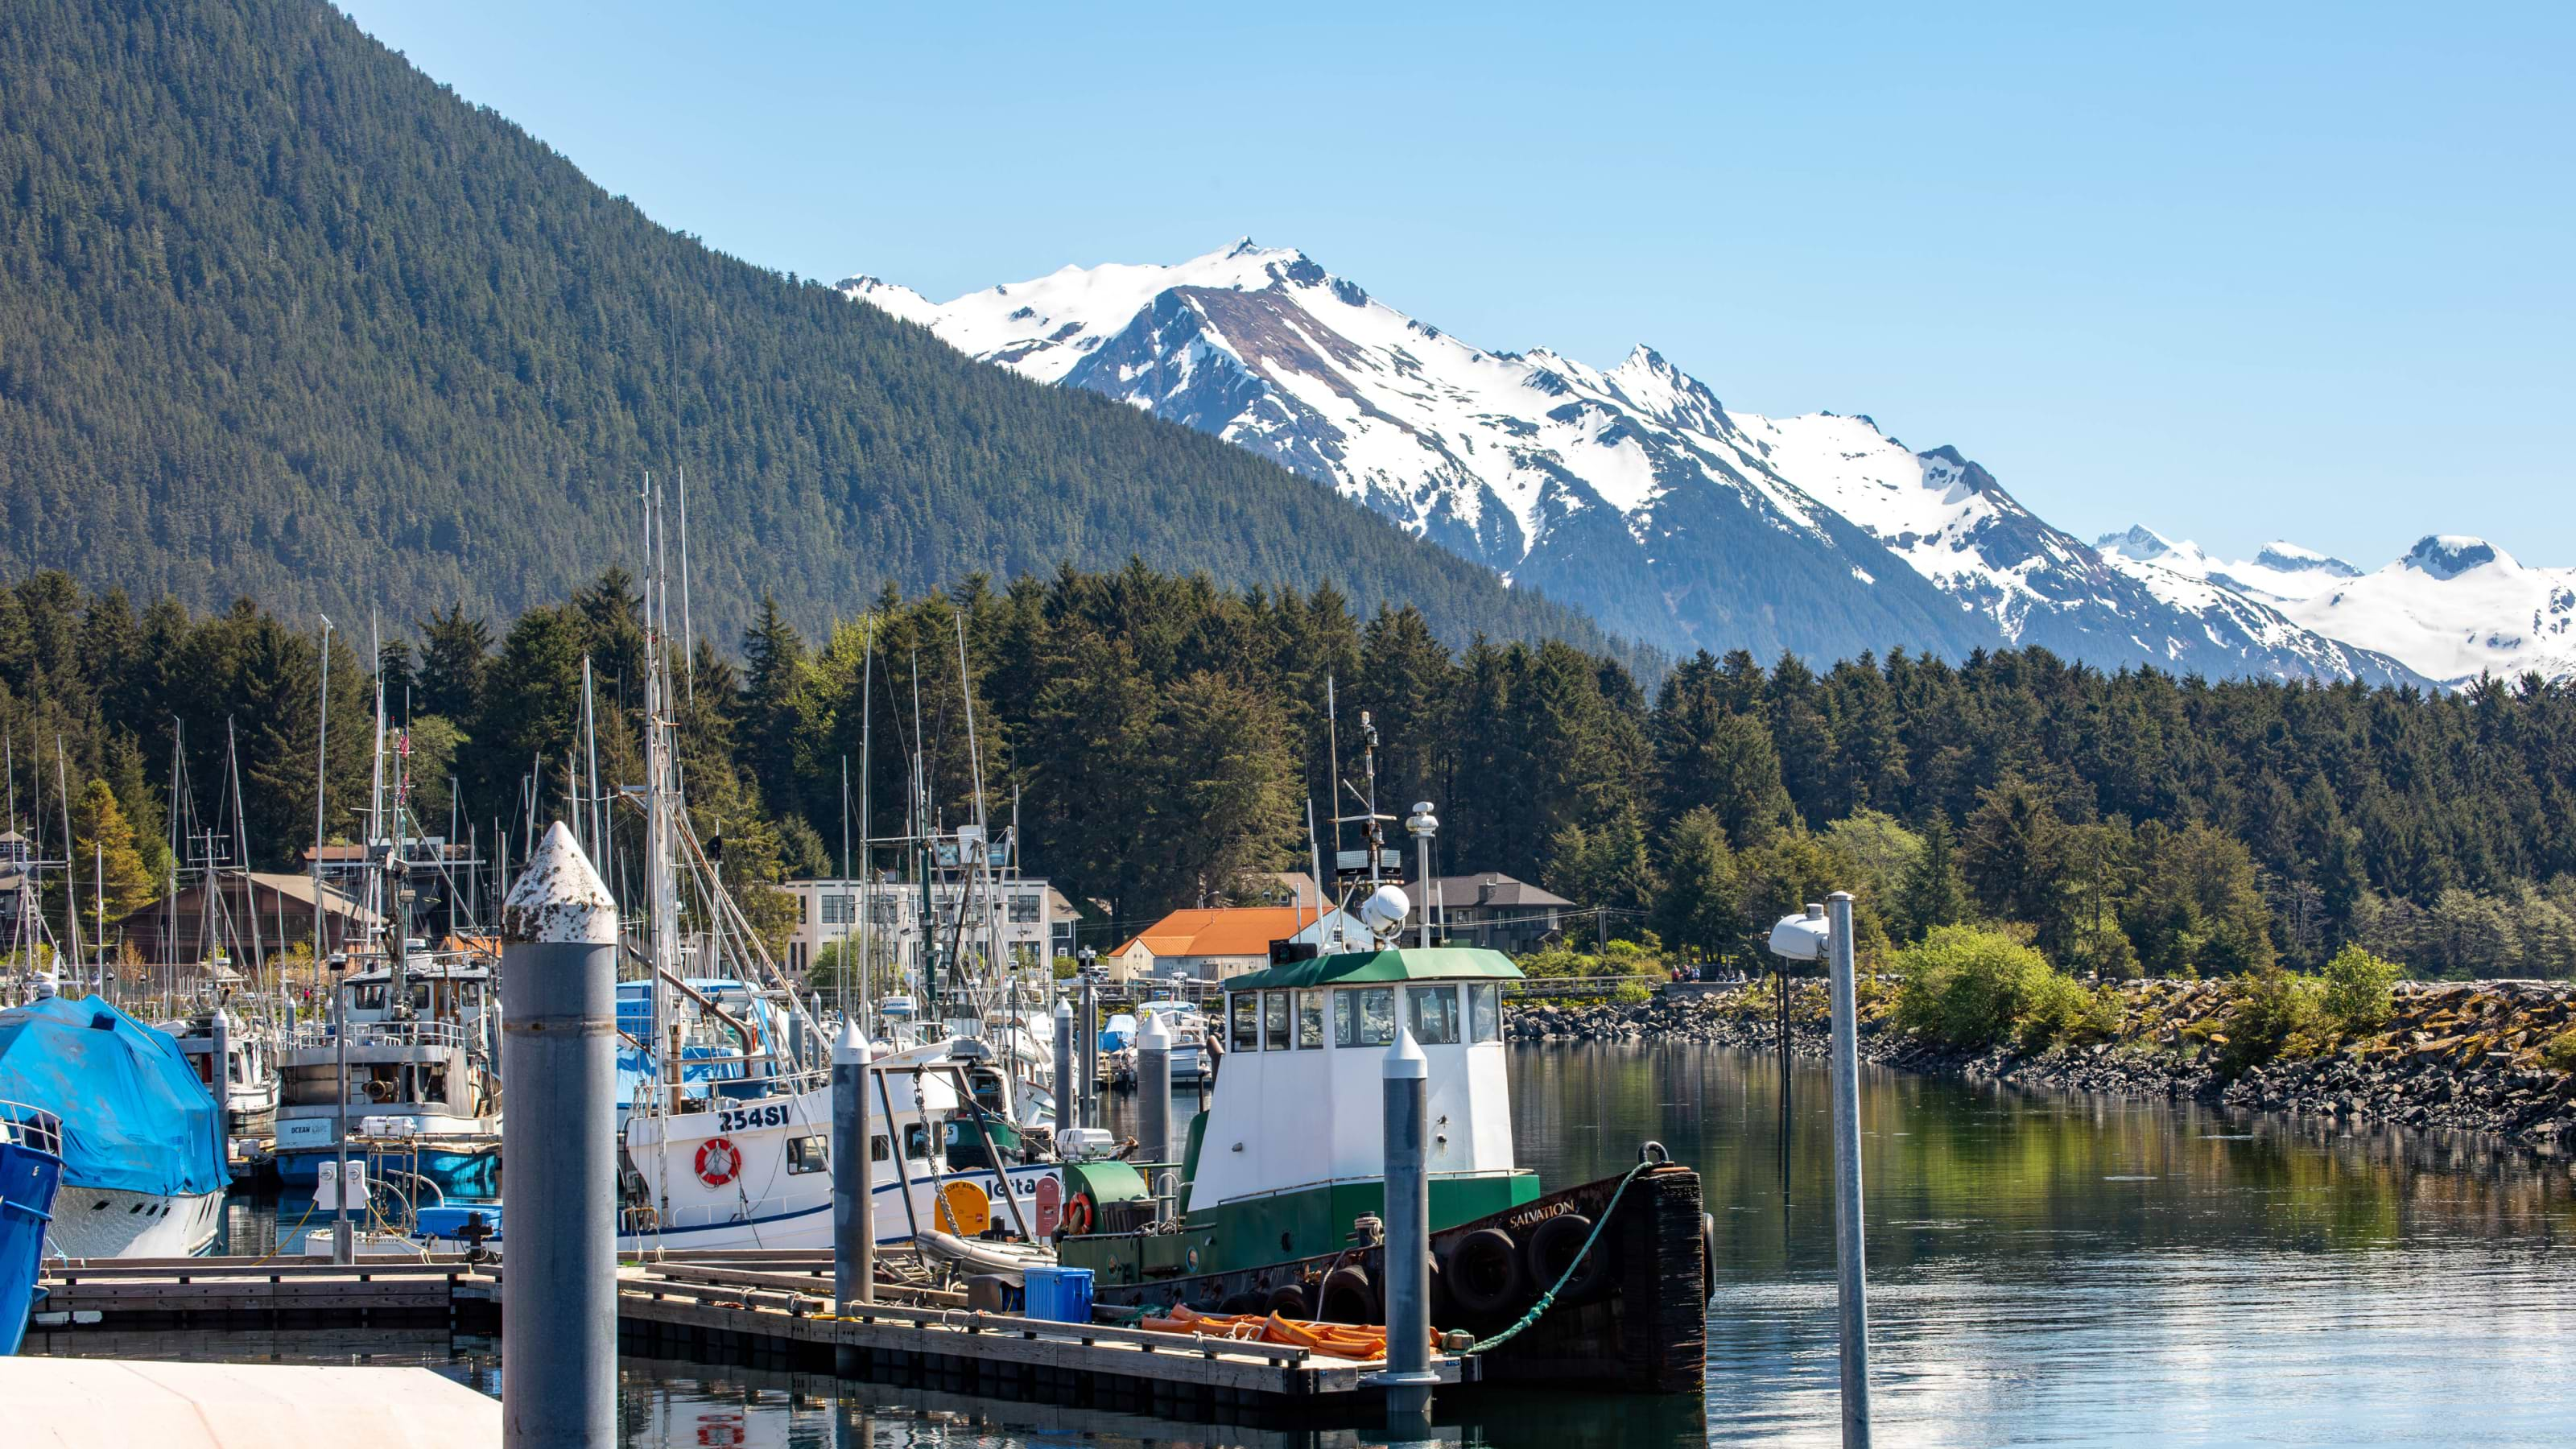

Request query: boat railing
[
  {"left": 0, "top": 1098, "right": 64, "bottom": 1157},
  {"left": 286, "top": 1018, "right": 469, "bottom": 1052}
]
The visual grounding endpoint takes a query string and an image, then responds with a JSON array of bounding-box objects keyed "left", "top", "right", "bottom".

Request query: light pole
[
  {"left": 1404, "top": 803, "right": 1439, "bottom": 948},
  {"left": 1769, "top": 898, "right": 1870, "bottom": 1448}
]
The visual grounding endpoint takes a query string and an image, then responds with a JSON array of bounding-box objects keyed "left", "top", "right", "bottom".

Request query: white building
[{"left": 778, "top": 877, "right": 1073, "bottom": 981}]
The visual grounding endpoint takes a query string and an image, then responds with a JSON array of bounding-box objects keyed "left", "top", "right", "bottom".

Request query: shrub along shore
[{"left": 1505, "top": 964, "right": 2576, "bottom": 1153}]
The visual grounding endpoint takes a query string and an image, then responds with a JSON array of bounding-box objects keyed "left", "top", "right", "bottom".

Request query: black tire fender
[
  {"left": 1317, "top": 1264, "right": 1379, "bottom": 1325},
  {"left": 1264, "top": 1282, "right": 1311, "bottom": 1319},
  {"left": 1443, "top": 1226, "right": 1524, "bottom": 1316},
  {"left": 1524, "top": 1211, "right": 1610, "bottom": 1304}
]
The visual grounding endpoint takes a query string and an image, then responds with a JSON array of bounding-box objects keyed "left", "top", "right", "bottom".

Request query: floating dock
[{"left": 27, "top": 1250, "right": 1475, "bottom": 1418}]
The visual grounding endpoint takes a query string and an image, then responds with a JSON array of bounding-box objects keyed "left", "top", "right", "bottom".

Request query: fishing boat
[
  {"left": 1055, "top": 939, "right": 1709, "bottom": 1392},
  {"left": 0, "top": 1100, "right": 64, "bottom": 1352},
  {"left": 589, "top": 483, "right": 1059, "bottom": 1255},
  {"left": 0, "top": 994, "right": 227, "bottom": 1257},
  {"left": 271, "top": 948, "right": 504, "bottom": 1199},
  {"left": 162, "top": 1009, "right": 280, "bottom": 1134}
]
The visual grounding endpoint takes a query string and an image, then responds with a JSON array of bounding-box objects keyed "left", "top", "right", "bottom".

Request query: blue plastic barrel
[
  {"left": 0, "top": 1133, "right": 64, "bottom": 1356},
  {"left": 1022, "top": 1265, "right": 1093, "bottom": 1324}
]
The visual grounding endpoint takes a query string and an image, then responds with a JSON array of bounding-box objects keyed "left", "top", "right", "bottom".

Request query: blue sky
[{"left": 337, "top": 1, "right": 2571, "bottom": 566}]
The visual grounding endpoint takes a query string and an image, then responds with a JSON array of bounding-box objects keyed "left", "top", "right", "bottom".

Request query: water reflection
[
  {"left": 41, "top": 1043, "right": 2576, "bottom": 1446},
  {"left": 1517, "top": 1042, "right": 2576, "bottom": 1447}
]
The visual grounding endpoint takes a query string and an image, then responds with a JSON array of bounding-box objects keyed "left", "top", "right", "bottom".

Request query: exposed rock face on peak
[
  {"left": 2405, "top": 535, "right": 2505, "bottom": 580},
  {"left": 844, "top": 244, "right": 2438, "bottom": 685}
]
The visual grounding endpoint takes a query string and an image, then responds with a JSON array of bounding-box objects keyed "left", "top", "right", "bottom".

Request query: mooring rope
[{"left": 1467, "top": 1156, "right": 1659, "bottom": 1353}]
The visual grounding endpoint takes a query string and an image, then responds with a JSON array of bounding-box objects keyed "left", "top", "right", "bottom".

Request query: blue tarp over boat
[{"left": 0, "top": 996, "right": 225, "bottom": 1197}]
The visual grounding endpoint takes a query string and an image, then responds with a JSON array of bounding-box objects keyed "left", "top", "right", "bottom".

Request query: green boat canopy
[{"left": 1223, "top": 946, "right": 1524, "bottom": 994}]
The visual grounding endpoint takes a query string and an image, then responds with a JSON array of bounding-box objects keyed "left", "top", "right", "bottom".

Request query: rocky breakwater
[{"left": 1505, "top": 978, "right": 2576, "bottom": 1153}]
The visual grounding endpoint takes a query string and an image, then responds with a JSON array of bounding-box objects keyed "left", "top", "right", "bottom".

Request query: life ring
[
  {"left": 1443, "top": 1227, "right": 1523, "bottom": 1316},
  {"left": 1525, "top": 1212, "right": 1611, "bottom": 1304},
  {"left": 1060, "top": 1190, "right": 1096, "bottom": 1237},
  {"left": 1316, "top": 1265, "right": 1378, "bottom": 1325},
  {"left": 694, "top": 1136, "right": 741, "bottom": 1187}
]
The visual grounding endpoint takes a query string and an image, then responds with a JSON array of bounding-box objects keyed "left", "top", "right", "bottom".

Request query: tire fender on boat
[
  {"left": 1317, "top": 1264, "right": 1378, "bottom": 1325},
  {"left": 1525, "top": 1211, "right": 1611, "bottom": 1304},
  {"left": 1263, "top": 1282, "right": 1311, "bottom": 1319},
  {"left": 1443, "top": 1226, "right": 1523, "bottom": 1316}
]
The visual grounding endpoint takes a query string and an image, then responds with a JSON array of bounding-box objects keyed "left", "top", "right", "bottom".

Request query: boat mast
[
  {"left": 857, "top": 628, "right": 873, "bottom": 1029},
  {"left": 644, "top": 476, "right": 680, "bottom": 1110},
  {"left": 229, "top": 718, "right": 266, "bottom": 989}
]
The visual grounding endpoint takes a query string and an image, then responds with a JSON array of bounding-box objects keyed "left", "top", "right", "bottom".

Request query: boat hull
[
  {"left": 42, "top": 1183, "right": 224, "bottom": 1259},
  {"left": 1079, "top": 1162, "right": 1708, "bottom": 1394},
  {"left": 274, "top": 1143, "right": 502, "bottom": 1199}
]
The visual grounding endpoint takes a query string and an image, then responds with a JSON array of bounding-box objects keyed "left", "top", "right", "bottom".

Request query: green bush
[
  {"left": 2320, "top": 944, "right": 2400, "bottom": 1034},
  {"left": 2542, "top": 1030, "right": 2576, "bottom": 1073},
  {"left": 2218, "top": 965, "right": 2328, "bottom": 1073},
  {"left": 1892, "top": 925, "right": 2103, "bottom": 1052}
]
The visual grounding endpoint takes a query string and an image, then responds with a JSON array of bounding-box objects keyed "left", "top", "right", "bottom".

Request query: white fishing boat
[{"left": 163, "top": 1009, "right": 281, "bottom": 1133}]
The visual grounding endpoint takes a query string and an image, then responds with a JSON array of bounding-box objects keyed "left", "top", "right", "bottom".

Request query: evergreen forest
[
  {"left": 0, "top": 0, "right": 1620, "bottom": 660},
  {"left": 6, "top": 564, "right": 2574, "bottom": 984}
]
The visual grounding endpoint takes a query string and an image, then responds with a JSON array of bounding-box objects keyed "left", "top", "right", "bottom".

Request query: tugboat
[{"left": 1053, "top": 938, "right": 1709, "bottom": 1392}]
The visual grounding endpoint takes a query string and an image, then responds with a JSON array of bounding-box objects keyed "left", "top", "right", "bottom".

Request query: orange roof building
[{"left": 1107, "top": 904, "right": 1365, "bottom": 985}]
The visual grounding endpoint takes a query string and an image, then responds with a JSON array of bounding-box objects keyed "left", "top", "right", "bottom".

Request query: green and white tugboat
[
  {"left": 1056, "top": 940, "right": 1709, "bottom": 1392},
  {"left": 1055, "top": 709, "right": 1707, "bottom": 1393}
]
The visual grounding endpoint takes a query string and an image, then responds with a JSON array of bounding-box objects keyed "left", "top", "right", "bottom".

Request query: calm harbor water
[{"left": 57, "top": 1042, "right": 2576, "bottom": 1447}]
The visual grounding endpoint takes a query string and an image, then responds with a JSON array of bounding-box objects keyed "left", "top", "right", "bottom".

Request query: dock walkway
[{"left": 28, "top": 1251, "right": 1472, "bottom": 1418}]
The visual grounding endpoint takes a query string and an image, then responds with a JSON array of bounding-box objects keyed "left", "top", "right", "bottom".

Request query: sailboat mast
[
  {"left": 857, "top": 630, "right": 873, "bottom": 1027},
  {"left": 644, "top": 477, "right": 680, "bottom": 1100},
  {"left": 229, "top": 718, "right": 265, "bottom": 986}
]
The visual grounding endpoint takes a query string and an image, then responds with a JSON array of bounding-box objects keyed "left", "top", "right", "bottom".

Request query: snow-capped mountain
[
  {"left": 2101, "top": 529, "right": 2576, "bottom": 687},
  {"left": 844, "top": 242, "right": 2425, "bottom": 684}
]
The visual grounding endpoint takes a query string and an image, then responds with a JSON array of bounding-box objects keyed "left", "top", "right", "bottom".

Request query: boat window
[
  {"left": 788, "top": 1136, "right": 829, "bottom": 1175},
  {"left": 1409, "top": 985, "right": 1461, "bottom": 1046},
  {"left": 903, "top": 1123, "right": 933, "bottom": 1160},
  {"left": 1340, "top": 987, "right": 1395, "bottom": 1047},
  {"left": 1230, "top": 993, "right": 1259, "bottom": 1051},
  {"left": 1296, "top": 991, "right": 1324, "bottom": 1050},
  {"left": 1470, "top": 982, "right": 1502, "bottom": 1043},
  {"left": 1261, "top": 991, "right": 1290, "bottom": 1050},
  {"left": 870, "top": 1134, "right": 891, "bottom": 1163}
]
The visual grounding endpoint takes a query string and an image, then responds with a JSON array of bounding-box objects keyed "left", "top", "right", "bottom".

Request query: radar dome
[{"left": 1360, "top": 885, "right": 1413, "bottom": 938}]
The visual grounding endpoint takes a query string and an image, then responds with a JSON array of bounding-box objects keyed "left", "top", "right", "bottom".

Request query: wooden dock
[{"left": 28, "top": 1251, "right": 1474, "bottom": 1418}]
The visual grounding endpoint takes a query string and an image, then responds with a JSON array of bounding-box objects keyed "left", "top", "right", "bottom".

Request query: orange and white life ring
[{"left": 695, "top": 1136, "right": 741, "bottom": 1187}]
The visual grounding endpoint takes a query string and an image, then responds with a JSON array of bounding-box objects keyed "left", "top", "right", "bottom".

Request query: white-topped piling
[
  {"left": 832, "top": 1019, "right": 874, "bottom": 1373},
  {"left": 1138, "top": 1013, "right": 1171, "bottom": 1212},
  {"left": 500, "top": 820, "right": 618, "bottom": 1449},
  {"left": 1377, "top": 1026, "right": 1436, "bottom": 1427}
]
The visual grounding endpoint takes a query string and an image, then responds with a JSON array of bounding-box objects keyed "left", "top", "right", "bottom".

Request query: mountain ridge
[
  {"left": 0, "top": 0, "right": 1628, "bottom": 659},
  {"left": 847, "top": 242, "right": 2431, "bottom": 687}
]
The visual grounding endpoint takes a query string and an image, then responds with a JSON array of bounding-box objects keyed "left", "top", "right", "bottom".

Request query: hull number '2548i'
[{"left": 715, "top": 1102, "right": 791, "bottom": 1133}]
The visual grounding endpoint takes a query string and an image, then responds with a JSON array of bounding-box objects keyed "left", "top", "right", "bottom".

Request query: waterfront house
[{"left": 1407, "top": 872, "right": 1575, "bottom": 954}]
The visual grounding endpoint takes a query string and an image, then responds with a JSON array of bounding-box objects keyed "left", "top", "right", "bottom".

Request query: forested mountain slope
[{"left": 0, "top": 0, "right": 1622, "bottom": 656}]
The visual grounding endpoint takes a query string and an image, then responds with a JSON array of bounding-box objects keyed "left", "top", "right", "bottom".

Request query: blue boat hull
[
  {"left": 274, "top": 1144, "right": 501, "bottom": 1199},
  {"left": 0, "top": 1138, "right": 64, "bottom": 1355}
]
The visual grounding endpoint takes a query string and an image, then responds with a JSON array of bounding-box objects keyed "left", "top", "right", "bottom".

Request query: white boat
[
  {"left": 161, "top": 1009, "right": 281, "bottom": 1133},
  {"left": 272, "top": 953, "right": 504, "bottom": 1200},
  {"left": 0, "top": 993, "right": 226, "bottom": 1258}
]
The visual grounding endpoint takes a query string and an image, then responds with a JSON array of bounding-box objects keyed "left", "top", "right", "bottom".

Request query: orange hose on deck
[{"left": 1138, "top": 1304, "right": 1442, "bottom": 1363}]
